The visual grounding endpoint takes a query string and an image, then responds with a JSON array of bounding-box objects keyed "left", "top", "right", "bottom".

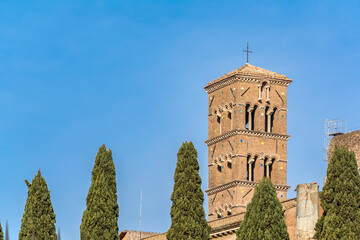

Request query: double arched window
[
  {"left": 246, "top": 155, "right": 257, "bottom": 181},
  {"left": 245, "top": 104, "right": 258, "bottom": 130},
  {"left": 265, "top": 107, "right": 277, "bottom": 133},
  {"left": 258, "top": 82, "right": 271, "bottom": 102},
  {"left": 263, "top": 157, "right": 275, "bottom": 179}
]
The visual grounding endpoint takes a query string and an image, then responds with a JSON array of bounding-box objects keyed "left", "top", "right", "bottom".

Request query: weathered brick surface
[
  {"left": 144, "top": 64, "right": 298, "bottom": 240},
  {"left": 205, "top": 64, "right": 291, "bottom": 222},
  {"left": 328, "top": 130, "right": 360, "bottom": 166},
  {"left": 119, "top": 230, "right": 159, "bottom": 240},
  {"left": 207, "top": 198, "right": 297, "bottom": 240},
  {"left": 142, "top": 233, "right": 167, "bottom": 240}
]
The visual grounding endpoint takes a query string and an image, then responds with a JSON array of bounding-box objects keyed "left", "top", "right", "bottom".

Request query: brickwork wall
[
  {"left": 207, "top": 82, "right": 289, "bottom": 140},
  {"left": 208, "top": 198, "right": 297, "bottom": 240},
  {"left": 205, "top": 67, "right": 291, "bottom": 222},
  {"left": 120, "top": 231, "right": 158, "bottom": 240},
  {"left": 328, "top": 130, "right": 360, "bottom": 167},
  {"left": 208, "top": 136, "right": 287, "bottom": 188},
  {"left": 284, "top": 207, "right": 296, "bottom": 240},
  {"left": 142, "top": 233, "right": 166, "bottom": 240}
]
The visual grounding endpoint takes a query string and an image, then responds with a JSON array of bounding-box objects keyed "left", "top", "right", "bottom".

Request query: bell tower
[{"left": 204, "top": 63, "right": 292, "bottom": 221}]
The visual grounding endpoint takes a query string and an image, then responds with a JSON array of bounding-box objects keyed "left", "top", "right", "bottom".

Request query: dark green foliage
[
  {"left": 314, "top": 147, "right": 360, "bottom": 239},
  {"left": 167, "top": 141, "right": 211, "bottom": 240},
  {"left": 80, "top": 145, "right": 119, "bottom": 240},
  {"left": 19, "top": 170, "right": 57, "bottom": 240},
  {"left": 0, "top": 221, "right": 3, "bottom": 240},
  {"left": 236, "top": 177, "right": 289, "bottom": 240}
]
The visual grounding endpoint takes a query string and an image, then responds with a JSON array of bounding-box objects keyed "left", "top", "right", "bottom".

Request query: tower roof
[{"left": 207, "top": 63, "right": 291, "bottom": 87}]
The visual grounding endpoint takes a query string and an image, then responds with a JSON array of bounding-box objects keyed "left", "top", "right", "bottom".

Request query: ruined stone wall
[
  {"left": 120, "top": 231, "right": 158, "bottom": 240},
  {"left": 328, "top": 130, "right": 360, "bottom": 166},
  {"left": 295, "top": 183, "right": 319, "bottom": 240},
  {"left": 141, "top": 232, "right": 166, "bottom": 240}
]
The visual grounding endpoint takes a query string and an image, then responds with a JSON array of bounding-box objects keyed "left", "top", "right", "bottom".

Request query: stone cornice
[
  {"left": 209, "top": 212, "right": 245, "bottom": 234},
  {"left": 204, "top": 75, "right": 292, "bottom": 94},
  {"left": 205, "top": 180, "right": 290, "bottom": 195},
  {"left": 210, "top": 227, "right": 238, "bottom": 238},
  {"left": 208, "top": 198, "right": 296, "bottom": 235},
  {"left": 205, "top": 129, "right": 290, "bottom": 146}
]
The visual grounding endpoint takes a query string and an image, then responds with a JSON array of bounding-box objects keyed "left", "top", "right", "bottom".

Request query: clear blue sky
[{"left": 1, "top": 0, "right": 360, "bottom": 239}]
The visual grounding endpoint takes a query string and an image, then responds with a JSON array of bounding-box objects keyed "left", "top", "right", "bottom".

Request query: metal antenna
[
  {"left": 57, "top": 227, "right": 61, "bottom": 240},
  {"left": 324, "top": 119, "right": 348, "bottom": 161},
  {"left": 5, "top": 221, "right": 9, "bottom": 240},
  {"left": 139, "top": 188, "right": 142, "bottom": 240},
  {"left": 243, "top": 42, "right": 253, "bottom": 63}
]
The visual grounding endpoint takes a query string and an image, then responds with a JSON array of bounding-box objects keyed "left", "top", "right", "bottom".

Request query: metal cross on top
[{"left": 243, "top": 42, "right": 253, "bottom": 63}]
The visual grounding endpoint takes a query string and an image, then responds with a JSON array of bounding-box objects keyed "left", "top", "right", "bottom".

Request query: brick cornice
[
  {"left": 204, "top": 75, "right": 292, "bottom": 94},
  {"left": 208, "top": 198, "right": 296, "bottom": 236},
  {"left": 205, "top": 180, "right": 290, "bottom": 195},
  {"left": 205, "top": 129, "right": 290, "bottom": 146}
]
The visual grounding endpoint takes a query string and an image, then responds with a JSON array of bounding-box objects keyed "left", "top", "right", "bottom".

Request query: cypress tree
[
  {"left": 0, "top": 221, "right": 3, "bottom": 240},
  {"left": 236, "top": 177, "right": 289, "bottom": 240},
  {"left": 314, "top": 147, "right": 360, "bottom": 239},
  {"left": 80, "top": 145, "right": 119, "bottom": 240},
  {"left": 167, "top": 141, "right": 211, "bottom": 240},
  {"left": 19, "top": 170, "right": 57, "bottom": 240}
]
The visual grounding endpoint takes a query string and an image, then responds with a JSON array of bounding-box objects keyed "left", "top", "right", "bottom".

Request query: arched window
[
  {"left": 215, "top": 110, "right": 222, "bottom": 135},
  {"left": 263, "top": 157, "right": 268, "bottom": 177},
  {"left": 245, "top": 104, "right": 257, "bottom": 131},
  {"left": 251, "top": 156, "right": 257, "bottom": 181},
  {"left": 251, "top": 105, "right": 257, "bottom": 130},
  {"left": 264, "top": 158, "right": 274, "bottom": 179},
  {"left": 265, "top": 107, "right": 270, "bottom": 132},
  {"left": 269, "top": 159, "right": 274, "bottom": 179},
  {"left": 270, "top": 108, "right": 277, "bottom": 133},
  {"left": 266, "top": 86, "right": 270, "bottom": 102},
  {"left": 246, "top": 155, "right": 251, "bottom": 180},
  {"left": 245, "top": 104, "right": 250, "bottom": 130},
  {"left": 247, "top": 155, "right": 256, "bottom": 181},
  {"left": 226, "top": 155, "right": 232, "bottom": 168},
  {"left": 228, "top": 111, "right": 232, "bottom": 130},
  {"left": 265, "top": 107, "right": 277, "bottom": 133}
]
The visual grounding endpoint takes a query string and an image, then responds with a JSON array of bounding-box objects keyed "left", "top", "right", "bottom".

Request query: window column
[
  {"left": 248, "top": 106, "right": 254, "bottom": 130},
  {"left": 266, "top": 86, "right": 270, "bottom": 102},
  {"left": 265, "top": 158, "right": 271, "bottom": 177},
  {"left": 258, "top": 85, "right": 262, "bottom": 101},
  {"left": 248, "top": 156, "right": 255, "bottom": 181},
  {"left": 266, "top": 109, "right": 274, "bottom": 133}
]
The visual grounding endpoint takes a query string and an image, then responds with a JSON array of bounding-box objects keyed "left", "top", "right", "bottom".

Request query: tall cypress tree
[
  {"left": 0, "top": 221, "right": 3, "bottom": 240},
  {"left": 236, "top": 177, "right": 289, "bottom": 240},
  {"left": 19, "top": 170, "right": 57, "bottom": 240},
  {"left": 80, "top": 145, "right": 119, "bottom": 240},
  {"left": 167, "top": 141, "right": 211, "bottom": 240},
  {"left": 314, "top": 147, "right": 360, "bottom": 239}
]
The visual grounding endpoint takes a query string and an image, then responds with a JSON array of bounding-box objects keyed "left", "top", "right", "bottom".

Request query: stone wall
[
  {"left": 295, "top": 183, "right": 319, "bottom": 240},
  {"left": 142, "top": 233, "right": 166, "bottom": 240},
  {"left": 328, "top": 130, "right": 360, "bottom": 166},
  {"left": 119, "top": 230, "right": 159, "bottom": 240}
]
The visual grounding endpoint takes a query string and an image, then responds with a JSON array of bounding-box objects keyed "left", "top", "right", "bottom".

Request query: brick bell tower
[{"left": 204, "top": 63, "right": 292, "bottom": 222}]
